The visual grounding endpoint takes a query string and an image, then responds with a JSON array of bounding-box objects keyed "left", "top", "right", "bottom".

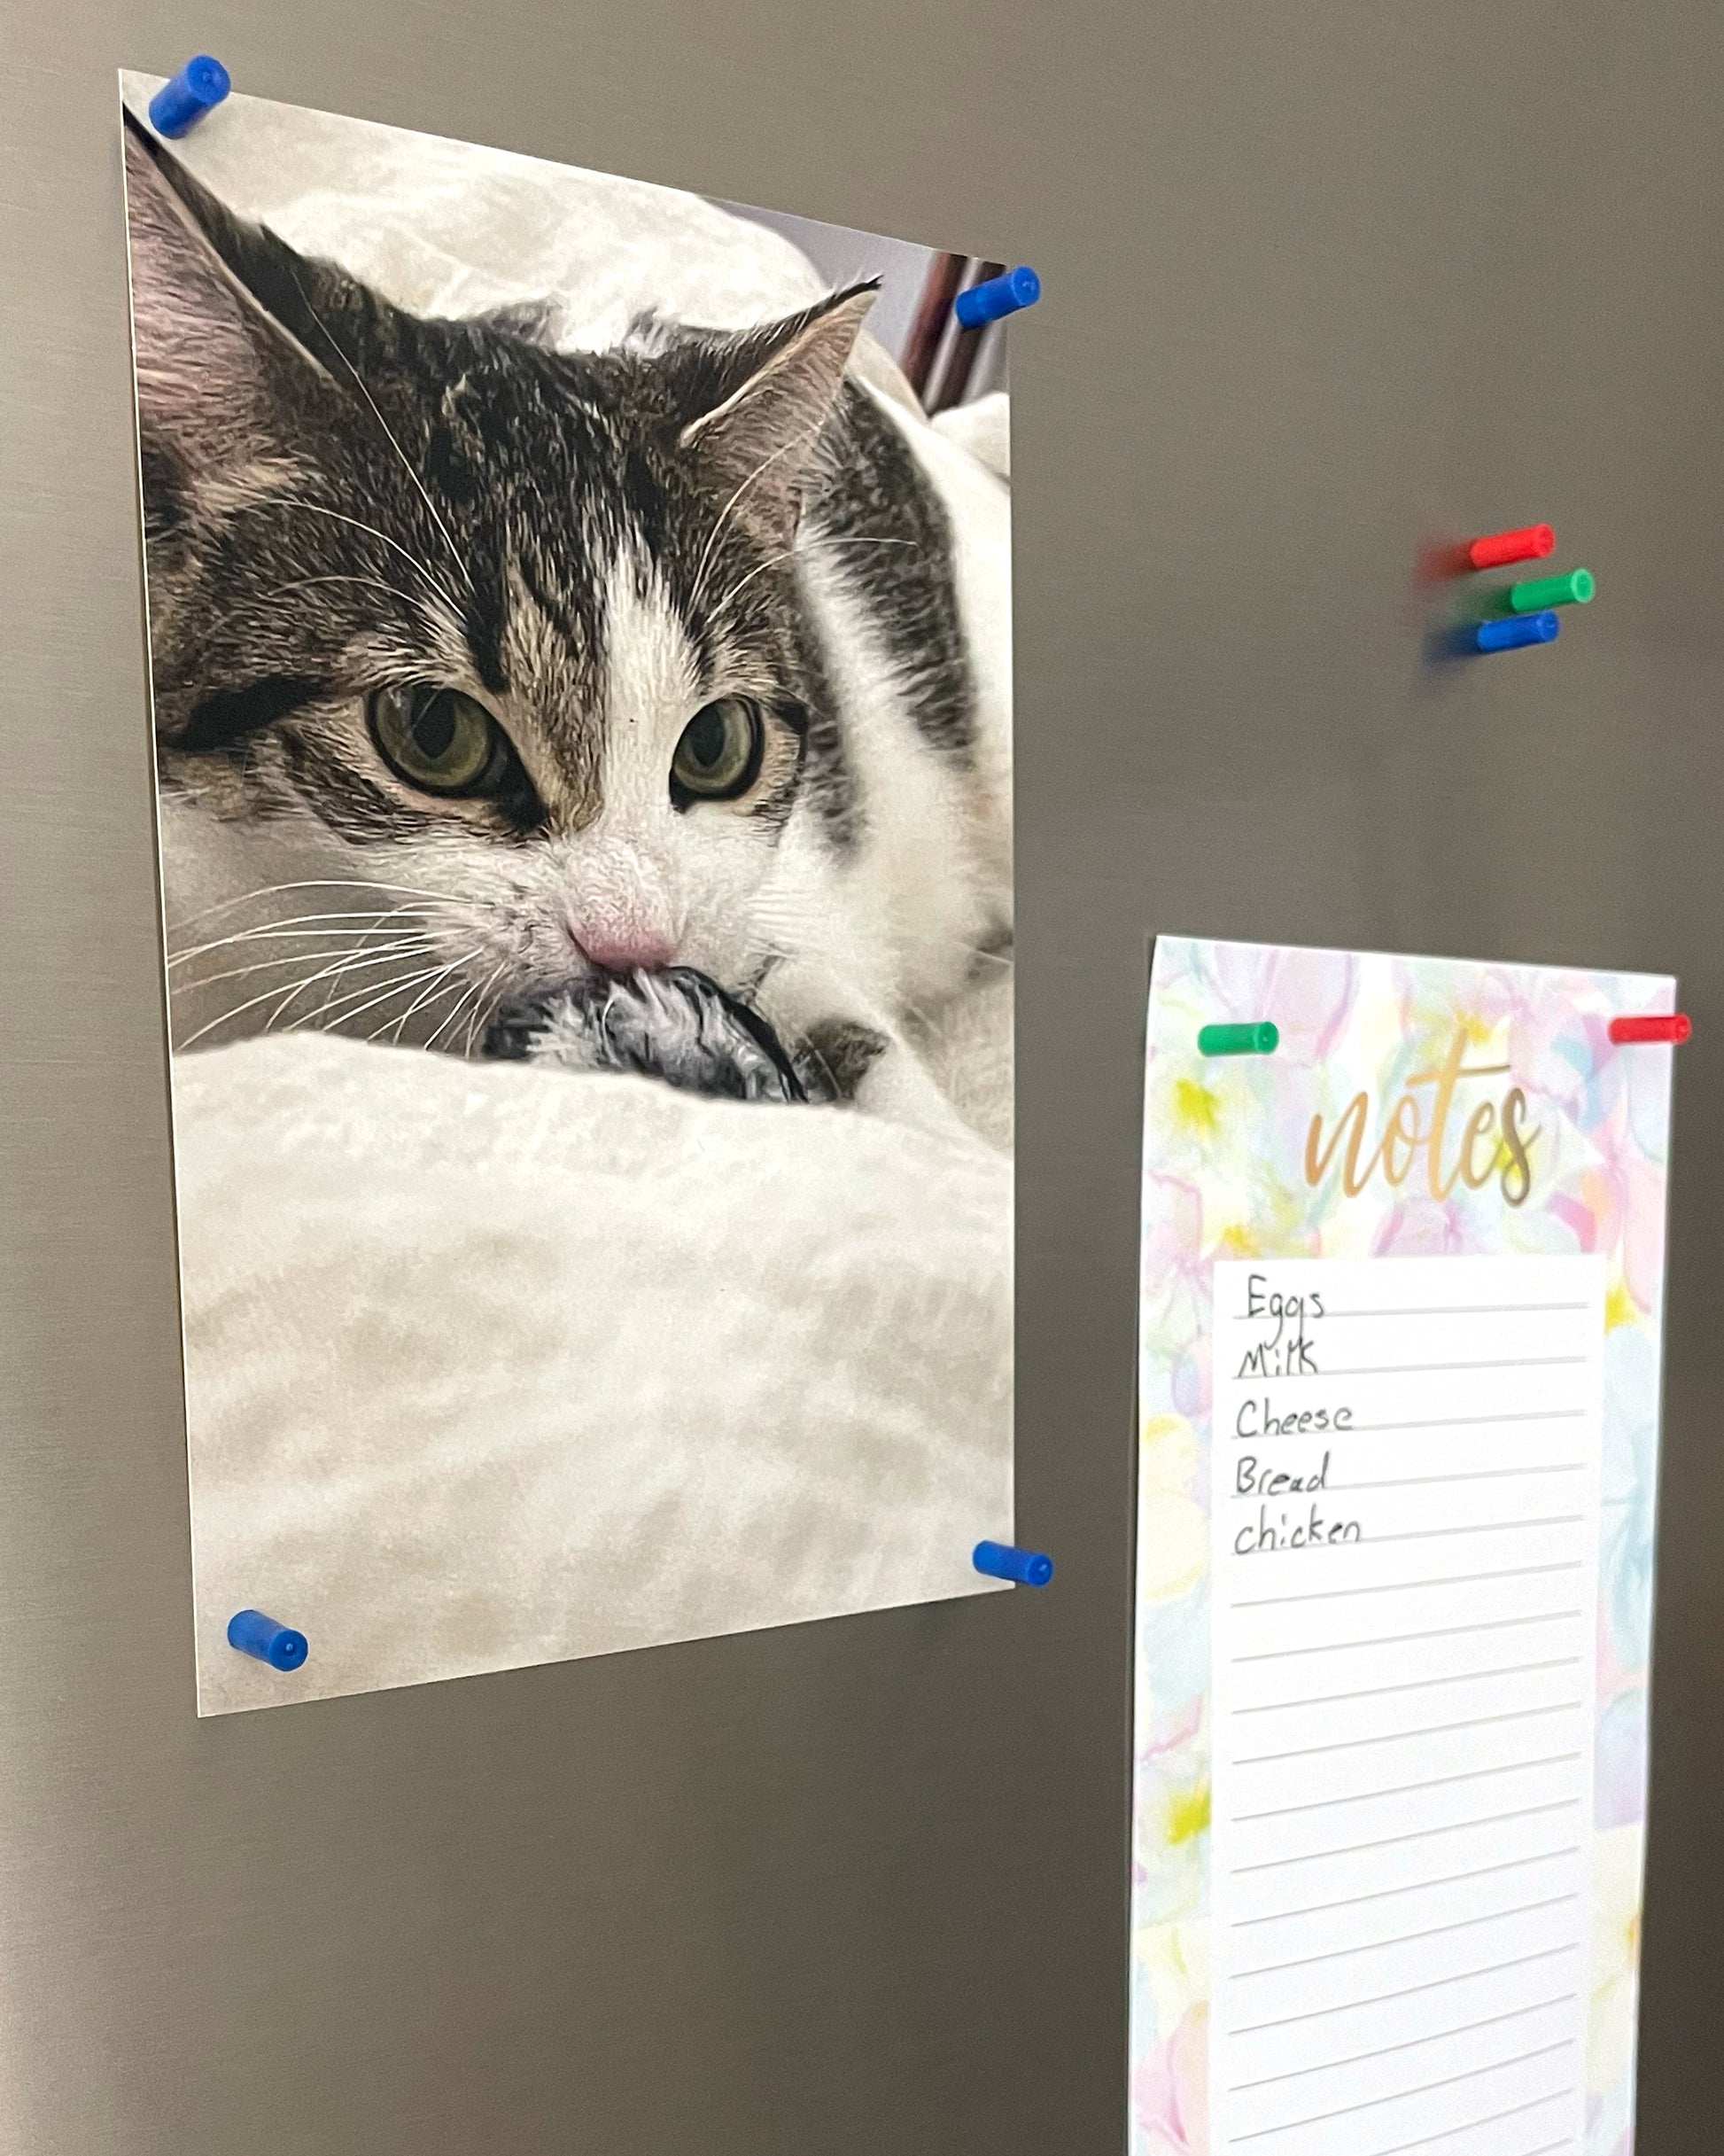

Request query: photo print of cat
[{"left": 120, "top": 74, "right": 1016, "bottom": 1711}]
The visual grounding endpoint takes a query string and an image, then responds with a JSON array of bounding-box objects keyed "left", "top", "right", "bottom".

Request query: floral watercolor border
[{"left": 1128, "top": 937, "right": 1676, "bottom": 2156}]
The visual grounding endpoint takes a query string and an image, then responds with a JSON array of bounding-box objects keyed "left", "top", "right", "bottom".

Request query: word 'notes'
[{"left": 1208, "top": 1254, "right": 1604, "bottom": 2156}]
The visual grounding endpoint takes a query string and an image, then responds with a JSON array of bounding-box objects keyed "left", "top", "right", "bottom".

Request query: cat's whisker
[
  {"left": 376, "top": 954, "right": 481, "bottom": 1044},
  {"left": 168, "top": 910, "right": 432, "bottom": 958},
  {"left": 167, "top": 914, "right": 444, "bottom": 974},
  {"left": 745, "top": 889, "right": 824, "bottom": 942},
  {"left": 445, "top": 958, "right": 511, "bottom": 1058},
  {"left": 805, "top": 533, "right": 926, "bottom": 557},
  {"left": 877, "top": 922, "right": 1015, "bottom": 970},
  {"left": 895, "top": 995, "right": 944, "bottom": 1034},
  {"left": 422, "top": 979, "right": 485, "bottom": 1055},
  {"left": 169, "top": 938, "right": 431, "bottom": 998},
  {"left": 271, "top": 498, "right": 467, "bottom": 619},
  {"left": 255, "top": 950, "right": 444, "bottom": 1040},
  {"left": 365, "top": 980, "right": 466, "bottom": 1048},
  {"left": 704, "top": 547, "right": 800, "bottom": 630},
  {"left": 283, "top": 269, "right": 480, "bottom": 598},
  {"left": 292, "top": 959, "right": 477, "bottom": 1040},
  {"left": 167, "top": 910, "right": 445, "bottom": 968},
  {"left": 689, "top": 411, "right": 835, "bottom": 611},
  {"left": 167, "top": 877, "right": 463, "bottom": 930},
  {"left": 695, "top": 422, "right": 912, "bottom": 629},
  {"left": 175, "top": 943, "right": 415, "bottom": 1051},
  {"left": 707, "top": 533, "right": 930, "bottom": 637},
  {"left": 458, "top": 959, "right": 514, "bottom": 1058},
  {"left": 283, "top": 946, "right": 437, "bottom": 1033},
  {"left": 271, "top": 572, "right": 441, "bottom": 615},
  {"left": 384, "top": 980, "right": 474, "bottom": 1047},
  {"left": 423, "top": 953, "right": 510, "bottom": 1057}
]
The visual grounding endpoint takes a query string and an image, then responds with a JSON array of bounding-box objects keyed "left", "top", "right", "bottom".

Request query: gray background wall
[{"left": 1, "top": 4, "right": 1719, "bottom": 2151}]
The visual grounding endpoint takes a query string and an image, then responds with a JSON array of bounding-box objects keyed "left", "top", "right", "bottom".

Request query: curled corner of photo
[{"left": 116, "top": 66, "right": 1013, "bottom": 464}]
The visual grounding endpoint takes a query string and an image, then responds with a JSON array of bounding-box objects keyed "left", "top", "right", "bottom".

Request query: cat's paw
[
  {"left": 752, "top": 961, "right": 980, "bottom": 1141},
  {"left": 485, "top": 968, "right": 812, "bottom": 1105}
]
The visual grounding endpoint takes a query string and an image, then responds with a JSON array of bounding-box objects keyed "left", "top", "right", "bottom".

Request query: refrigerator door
[{"left": 0, "top": 4, "right": 1718, "bottom": 2151}]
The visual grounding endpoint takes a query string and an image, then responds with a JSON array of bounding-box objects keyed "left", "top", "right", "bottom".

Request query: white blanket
[{"left": 182, "top": 1028, "right": 1012, "bottom": 1713}]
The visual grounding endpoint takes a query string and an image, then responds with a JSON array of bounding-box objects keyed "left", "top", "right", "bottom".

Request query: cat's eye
[
  {"left": 369, "top": 683, "right": 503, "bottom": 796},
  {"left": 670, "top": 697, "right": 764, "bottom": 805}
]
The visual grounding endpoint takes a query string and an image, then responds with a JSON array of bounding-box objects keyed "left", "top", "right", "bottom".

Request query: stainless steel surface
[{"left": 1, "top": 5, "right": 1719, "bottom": 2149}]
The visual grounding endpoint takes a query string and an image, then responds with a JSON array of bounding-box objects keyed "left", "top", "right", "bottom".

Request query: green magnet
[
  {"left": 1507, "top": 567, "right": 1595, "bottom": 612},
  {"left": 1198, "top": 1021, "right": 1278, "bottom": 1056}
]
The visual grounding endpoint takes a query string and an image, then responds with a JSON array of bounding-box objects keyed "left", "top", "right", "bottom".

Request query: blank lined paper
[{"left": 1209, "top": 1255, "right": 1604, "bottom": 2156}]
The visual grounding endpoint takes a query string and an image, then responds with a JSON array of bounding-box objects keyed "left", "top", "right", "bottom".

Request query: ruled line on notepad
[
  {"left": 1234, "top": 1561, "right": 1580, "bottom": 1609},
  {"left": 1234, "top": 1611, "right": 1583, "bottom": 1662},
  {"left": 1234, "top": 1701, "right": 1583, "bottom": 1767},
  {"left": 1334, "top": 1466, "right": 1587, "bottom": 1493},
  {"left": 1362, "top": 2089, "right": 1573, "bottom": 2156},
  {"left": 1347, "top": 1410, "right": 1585, "bottom": 1434},
  {"left": 1367, "top": 1515, "right": 1587, "bottom": 1546},
  {"left": 1235, "top": 1656, "right": 1581, "bottom": 1715},
  {"left": 1229, "top": 1941, "right": 1580, "bottom": 2034},
  {"left": 1233, "top": 1752, "right": 1583, "bottom": 1822},
  {"left": 1275, "top": 1357, "right": 1587, "bottom": 1379},
  {"left": 1228, "top": 1990, "right": 1579, "bottom": 2092},
  {"left": 1232, "top": 1847, "right": 1580, "bottom": 1926},
  {"left": 1296, "top": 1304, "right": 1590, "bottom": 1319},
  {"left": 1234, "top": 1891, "right": 1580, "bottom": 1979},
  {"left": 1231, "top": 2038, "right": 1574, "bottom": 2140},
  {"left": 1231, "top": 1797, "right": 1582, "bottom": 1872}
]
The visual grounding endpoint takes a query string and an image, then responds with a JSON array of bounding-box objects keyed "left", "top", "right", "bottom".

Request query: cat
[{"left": 122, "top": 108, "right": 1012, "bottom": 1134}]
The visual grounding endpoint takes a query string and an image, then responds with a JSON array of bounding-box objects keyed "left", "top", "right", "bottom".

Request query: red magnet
[
  {"left": 1466, "top": 523, "right": 1555, "bottom": 572},
  {"left": 1608, "top": 1013, "right": 1691, "bottom": 1045}
]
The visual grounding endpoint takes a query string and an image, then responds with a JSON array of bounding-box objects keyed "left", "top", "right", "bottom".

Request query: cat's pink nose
[{"left": 571, "top": 922, "right": 676, "bottom": 974}]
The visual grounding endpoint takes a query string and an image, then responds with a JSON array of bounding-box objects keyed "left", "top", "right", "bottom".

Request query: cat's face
[{"left": 124, "top": 113, "right": 873, "bottom": 1045}]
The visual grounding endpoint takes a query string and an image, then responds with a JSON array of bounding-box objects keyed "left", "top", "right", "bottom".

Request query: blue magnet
[
  {"left": 227, "top": 1608, "right": 308, "bottom": 1671},
  {"left": 954, "top": 265, "right": 1042, "bottom": 330},
  {"left": 1472, "top": 610, "right": 1560, "bottom": 655},
  {"left": 973, "top": 1539, "right": 1054, "bottom": 1587},
  {"left": 147, "top": 55, "right": 231, "bottom": 138}
]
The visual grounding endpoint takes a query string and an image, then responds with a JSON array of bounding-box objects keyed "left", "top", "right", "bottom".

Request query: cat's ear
[
  {"left": 122, "top": 109, "right": 345, "bottom": 481},
  {"left": 676, "top": 284, "right": 877, "bottom": 537}
]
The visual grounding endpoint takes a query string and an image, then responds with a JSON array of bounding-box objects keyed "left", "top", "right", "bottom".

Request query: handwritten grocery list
[
  {"left": 1212, "top": 1256, "right": 1602, "bottom": 2156},
  {"left": 1130, "top": 940, "right": 1677, "bottom": 2156}
]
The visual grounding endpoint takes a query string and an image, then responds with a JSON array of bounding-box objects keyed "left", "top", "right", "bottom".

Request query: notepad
[
  {"left": 1210, "top": 1255, "right": 1603, "bottom": 2156},
  {"left": 1129, "top": 938, "right": 1676, "bottom": 2156}
]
